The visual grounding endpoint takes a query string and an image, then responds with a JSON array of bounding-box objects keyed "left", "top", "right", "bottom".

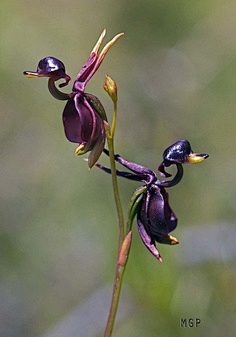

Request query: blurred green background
[{"left": 1, "top": 0, "right": 236, "bottom": 336}]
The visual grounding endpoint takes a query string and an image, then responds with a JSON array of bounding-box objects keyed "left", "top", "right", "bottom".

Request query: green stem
[
  {"left": 103, "top": 99, "right": 127, "bottom": 337},
  {"left": 106, "top": 135, "right": 124, "bottom": 247},
  {"left": 105, "top": 99, "right": 124, "bottom": 248},
  {"left": 110, "top": 100, "right": 117, "bottom": 139},
  {"left": 104, "top": 263, "right": 126, "bottom": 337}
]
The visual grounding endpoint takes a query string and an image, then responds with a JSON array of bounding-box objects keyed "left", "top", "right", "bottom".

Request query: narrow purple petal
[
  {"left": 113, "top": 154, "right": 156, "bottom": 181},
  {"left": 73, "top": 53, "right": 98, "bottom": 92},
  {"left": 137, "top": 217, "right": 162, "bottom": 262}
]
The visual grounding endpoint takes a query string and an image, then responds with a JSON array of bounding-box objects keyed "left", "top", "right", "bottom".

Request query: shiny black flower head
[
  {"left": 158, "top": 139, "right": 209, "bottom": 178},
  {"left": 24, "top": 56, "right": 71, "bottom": 88}
]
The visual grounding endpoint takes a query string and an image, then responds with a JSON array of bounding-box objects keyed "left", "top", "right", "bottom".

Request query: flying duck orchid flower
[
  {"left": 24, "top": 30, "right": 123, "bottom": 168},
  {"left": 97, "top": 141, "right": 208, "bottom": 262}
]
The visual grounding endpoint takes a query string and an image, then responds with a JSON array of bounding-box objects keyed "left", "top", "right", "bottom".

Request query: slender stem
[
  {"left": 111, "top": 100, "right": 117, "bottom": 139},
  {"left": 105, "top": 136, "right": 125, "bottom": 248},
  {"left": 104, "top": 263, "right": 126, "bottom": 337},
  {"left": 103, "top": 98, "right": 127, "bottom": 337},
  {"left": 105, "top": 98, "right": 124, "bottom": 248}
]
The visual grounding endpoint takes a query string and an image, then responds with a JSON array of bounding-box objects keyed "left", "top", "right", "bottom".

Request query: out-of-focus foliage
[{"left": 1, "top": 1, "right": 236, "bottom": 336}]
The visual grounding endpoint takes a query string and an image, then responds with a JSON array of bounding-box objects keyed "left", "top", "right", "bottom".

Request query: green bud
[{"left": 104, "top": 74, "right": 117, "bottom": 103}]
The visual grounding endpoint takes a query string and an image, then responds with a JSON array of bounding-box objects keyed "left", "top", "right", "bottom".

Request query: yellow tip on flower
[
  {"left": 23, "top": 71, "right": 40, "bottom": 78},
  {"left": 168, "top": 235, "right": 179, "bottom": 245},
  {"left": 91, "top": 29, "right": 107, "bottom": 54},
  {"left": 74, "top": 144, "right": 85, "bottom": 156},
  {"left": 99, "top": 32, "right": 124, "bottom": 60},
  {"left": 187, "top": 153, "right": 208, "bottom": 164},
  {"left": 158, "top": 235, "right": 179, "bottom": 245}
]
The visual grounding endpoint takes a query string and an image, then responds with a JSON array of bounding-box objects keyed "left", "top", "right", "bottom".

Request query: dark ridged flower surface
[{"left": 138, "top": 185, "right": 177, "bottom": 240}]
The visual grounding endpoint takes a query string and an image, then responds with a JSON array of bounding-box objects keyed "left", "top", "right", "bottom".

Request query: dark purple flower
[
  {"left": 24, "top": 30, "right": 123, "bottom": 167},
  {"left": 97, "top": 141, "right": 208, "bottom": 262},
  {"left": 137, "top": 185, "right": 178, "bottom": 262}
]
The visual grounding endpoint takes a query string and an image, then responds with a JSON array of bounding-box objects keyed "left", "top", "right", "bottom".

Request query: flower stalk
[
  {"left": 103, "top": 75, "right": 131, "bottom": 337},
  {"left": 104, "top": 232, "right": 132, "bottom": 337},
  {"left": 104, "top": 121, "right": 125, "bottom": 248}
]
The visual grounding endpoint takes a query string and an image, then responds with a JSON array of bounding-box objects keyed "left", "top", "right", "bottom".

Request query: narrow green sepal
[
  {"left": 126, "top": 185, "right": 147, "bottom": 233},
  {"left": 88, "top": 132, "right": 106, "bottom": 168},
  {"left": 84, "top": 93, "right": 108, "bottom": 121}
]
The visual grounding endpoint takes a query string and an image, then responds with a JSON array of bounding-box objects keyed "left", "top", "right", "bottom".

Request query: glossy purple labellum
[
  {"left": 37, "top": 57, "right": 66, "bottom": 74},
  {"left": 163, "top": 139, "right": 192, "bottom": 165},
  {"left": 24, "top": 56, "right": 71, "bottom": 85},
  {"left": 158, "top": 139, "right": 209, "bottom": 178}
]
